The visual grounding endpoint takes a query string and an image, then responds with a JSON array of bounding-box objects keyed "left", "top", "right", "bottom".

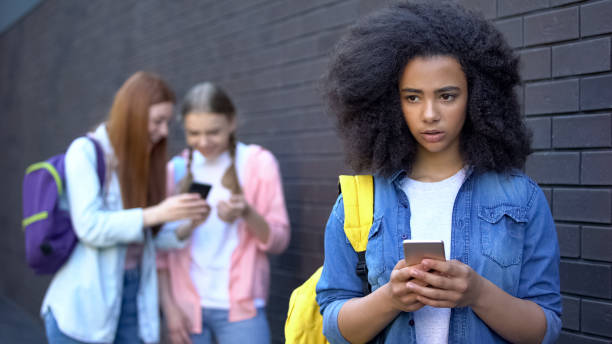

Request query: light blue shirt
[
  {"left": 41, "top": 124, "right": 185, "bottom": 343},
  {"left": 316, "top": 169, "right": 562, "bottom": 344}
]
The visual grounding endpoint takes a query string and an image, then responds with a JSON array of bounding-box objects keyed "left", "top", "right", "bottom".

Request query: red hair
[{"left": 106, "top": 71, "right": 175, "bottom": 231}]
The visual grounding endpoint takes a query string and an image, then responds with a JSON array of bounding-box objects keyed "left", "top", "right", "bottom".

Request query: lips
[{"left": 421, "top": 130, "right": 445, "bottom": 143}]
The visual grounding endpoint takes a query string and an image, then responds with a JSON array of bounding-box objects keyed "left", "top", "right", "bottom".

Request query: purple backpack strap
[{"left": 85, "top": 136, "right": 106, "bottom": 186}]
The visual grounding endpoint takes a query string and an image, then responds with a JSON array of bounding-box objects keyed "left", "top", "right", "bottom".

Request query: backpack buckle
[
  {"left": 355, "top": 259, "right": 368, "bottom": 277},
  {"left": 355, "top": 251, "right": 371, "bottom": 295}
]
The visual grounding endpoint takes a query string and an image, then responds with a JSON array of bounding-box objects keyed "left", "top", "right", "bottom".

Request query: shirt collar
[
  {"left": 389, "top": 170, "right": 407, "bottom": 184},
  {"left": 388, "top": 166, "right": 474, "bottom": 185}
]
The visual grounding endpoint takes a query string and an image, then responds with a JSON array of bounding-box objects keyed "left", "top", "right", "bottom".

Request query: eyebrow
[{"left": 400, "top": 86, "right": 461, "bottom": 94}]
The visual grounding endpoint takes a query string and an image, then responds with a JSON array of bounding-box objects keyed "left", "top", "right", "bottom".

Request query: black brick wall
[
  {"left": 0, "top": 1, "right": 610, "bottom": 343},
  {"left": 512, "top": 0, "right": 612, "bottom": 341}
]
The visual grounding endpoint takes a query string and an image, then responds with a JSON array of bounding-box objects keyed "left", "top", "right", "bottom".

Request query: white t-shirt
[
  {"left": 189, "top": 149, "right": 240, "bottom": 309},
  {"left": 401, "top": 167, "right": 467, "bottom": 344}
]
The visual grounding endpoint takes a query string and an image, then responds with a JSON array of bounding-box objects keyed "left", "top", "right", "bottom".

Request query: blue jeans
[
  {"left": 45, "top": 268, "right": 142, "bottom": 344},
  {"left": 190, "top": 307, "right": 270, "bottom": 344}
]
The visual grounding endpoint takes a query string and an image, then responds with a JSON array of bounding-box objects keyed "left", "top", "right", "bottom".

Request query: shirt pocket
[
  {"left": 365, "top": 217, "right": 385, "bottom": 288},
  {"left": 478, "top": 204, "right": 527, "bottom": 268}
]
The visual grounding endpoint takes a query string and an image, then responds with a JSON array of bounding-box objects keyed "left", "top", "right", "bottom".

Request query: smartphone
[
  {"left": 188, "top": 182, "right": 212, "bottom": 199},
  {"left": 403, "top": 240, "right": 445, "bottom": 266}
]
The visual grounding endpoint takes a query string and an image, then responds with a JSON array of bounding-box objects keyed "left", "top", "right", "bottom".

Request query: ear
[{"left": 228, "top": 116, "right": 237, "bottom": 133}]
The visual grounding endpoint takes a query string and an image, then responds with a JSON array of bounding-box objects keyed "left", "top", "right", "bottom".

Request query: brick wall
[
  {"left": 0, "top": 1, "right": 609, "bottom": 343},
  {"left": 492, "top": 0, "right": 612, "bottom": 342}
]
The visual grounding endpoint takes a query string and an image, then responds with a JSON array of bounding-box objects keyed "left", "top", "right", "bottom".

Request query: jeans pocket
[{"left": 479, "top": 204, "right": 527, "bottom": 268}]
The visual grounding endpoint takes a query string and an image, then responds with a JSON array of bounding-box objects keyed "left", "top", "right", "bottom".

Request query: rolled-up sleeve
[
  {"left": 65, "top": 137, "right": 144, "bottom": 247},
  {"left": 321, "top": 299, "right": 352, "bottom": 344},
  {"left": 316, "top": 196, "right": 363, "bottom": 344},
  {"left": 519, "top": 184, "right": 562, "bottom": 344}
]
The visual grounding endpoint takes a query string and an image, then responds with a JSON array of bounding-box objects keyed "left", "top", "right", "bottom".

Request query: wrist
[
  {"left": 143, "top": 205, "right": 161, "bottom": 227},
  {"left": 470, "top": 274, "right": 490, "bottom": 311},
  {"left": 378, "top": 284, "right": 404, "bottom": 320},
  {"left": 381, "top": 283, "right": 400, "bottom": 312}
]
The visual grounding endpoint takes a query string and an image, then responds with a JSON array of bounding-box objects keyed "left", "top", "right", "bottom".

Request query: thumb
[{"left": 393, "top": 259, "right": 408, "bottom": 270}]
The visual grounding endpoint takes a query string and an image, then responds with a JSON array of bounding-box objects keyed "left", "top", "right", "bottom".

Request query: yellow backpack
[{"left": 284, "top": 175, "right": 374, "bottom": 344}]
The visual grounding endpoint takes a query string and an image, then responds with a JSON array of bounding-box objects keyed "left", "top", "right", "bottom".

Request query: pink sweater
[{"left": 157, "top": 145, "right": 290, "bottom": 333}]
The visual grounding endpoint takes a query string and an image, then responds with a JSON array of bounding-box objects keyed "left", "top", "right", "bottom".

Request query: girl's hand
[
  {"left": 406, "top": 259, "right": 485, "bottom": 308},
  {"left": 163, "top": 301, "right": 192, "bottom": 344},
  {"left": 384, "top": 259, "right": 428, "bottom": 312},
  {"left": 144, "top": 194, "right": 209, "bottom": 227},
  {"left": 175, "top": 216, "right": 209, "bottom": 241},
  {"left": 217, "top": 194, "right": 248, "bottom": 223}
]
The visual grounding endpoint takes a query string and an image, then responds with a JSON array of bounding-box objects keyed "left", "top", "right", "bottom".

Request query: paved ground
[{"left": 0, "top": 295, "right": 46, "bottom": 343}]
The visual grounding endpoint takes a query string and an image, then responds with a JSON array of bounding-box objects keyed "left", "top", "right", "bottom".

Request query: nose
[
  {"left": 159, "top": 122, "right": 169, "bottom": 138},
  {"left": 197, "top": 135, "right": 208, "bottom": 148},
  {"left": 422, "top": 99, "right": 440, "bottom": 123}
]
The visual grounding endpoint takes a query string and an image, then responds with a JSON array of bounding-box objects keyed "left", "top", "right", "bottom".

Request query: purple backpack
[{"left": 22, "top": 137, "right": 105, "bottom": 274}]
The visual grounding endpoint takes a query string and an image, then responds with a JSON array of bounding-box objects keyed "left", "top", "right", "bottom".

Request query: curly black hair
[{"left": 325, "top": 0, "right": 531, "bottom": 177}]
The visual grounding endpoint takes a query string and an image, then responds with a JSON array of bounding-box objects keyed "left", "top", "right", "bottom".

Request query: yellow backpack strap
[
  {"left": 339, "top": 175, "right": 374, "bottom": 295},
  {"left": 340, "top": 175, "right": 374, "bottom": 252}
]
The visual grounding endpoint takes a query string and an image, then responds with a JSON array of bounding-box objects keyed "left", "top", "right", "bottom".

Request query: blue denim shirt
[{"left": 316, "top": 170, "right": 561, "bottom": 343}]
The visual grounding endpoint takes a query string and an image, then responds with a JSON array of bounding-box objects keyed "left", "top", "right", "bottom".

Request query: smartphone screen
[
  {"left": 188, "top": 182, "right": 212, "bottom": 199},
  {"left": 403, "top": 240, "right": 445, "bottom": 266}
]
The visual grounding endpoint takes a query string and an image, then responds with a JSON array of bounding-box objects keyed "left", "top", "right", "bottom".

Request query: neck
[
  {"left": 201, "top": 148, "right": 229, "bottom": 162},
  {"left": 410, "top": 145, "right": 464, "bottom": 182}
]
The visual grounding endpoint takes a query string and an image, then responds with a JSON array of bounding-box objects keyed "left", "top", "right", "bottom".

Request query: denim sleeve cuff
[
  {"left": 541, "top": 307, "right": 562, "bottom": 344},
  {"left": 322, "top": 299, "right": 352, "bottom": 344}
]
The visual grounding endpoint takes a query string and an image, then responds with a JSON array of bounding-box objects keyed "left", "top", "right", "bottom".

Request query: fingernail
[{"left": 406, "top": 282, "right": 415, "bottom": 288}]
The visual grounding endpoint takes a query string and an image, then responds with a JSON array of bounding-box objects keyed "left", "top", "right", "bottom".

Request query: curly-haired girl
[{"left": 316, "top": 2, "right": 561, "bottom": 343}]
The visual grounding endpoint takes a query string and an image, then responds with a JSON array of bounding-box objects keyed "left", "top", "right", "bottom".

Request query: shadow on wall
[{"left": 0, "top": 294, "right": 45, "bottom": 343}]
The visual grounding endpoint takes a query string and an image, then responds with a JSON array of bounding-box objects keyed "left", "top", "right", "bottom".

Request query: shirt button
[
  {"left": 401, "top": 234, "right": 407, "bottom": 239},
  {"left": 409, "top": 319, "right": 415, "bottom": 326},
  {"left": 458, "top": 219, "right": 463, "bottom": 227}
]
